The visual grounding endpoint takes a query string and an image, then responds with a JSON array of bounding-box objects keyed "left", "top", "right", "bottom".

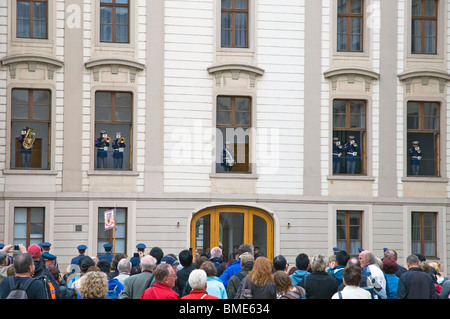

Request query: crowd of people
[{"left": 0, "top": 242, "right": 448, "bottom": 300}]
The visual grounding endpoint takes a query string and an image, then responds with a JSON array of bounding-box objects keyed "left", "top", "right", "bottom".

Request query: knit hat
[{"left": 27, "top": 244, "right": 42, "bottom": 258}]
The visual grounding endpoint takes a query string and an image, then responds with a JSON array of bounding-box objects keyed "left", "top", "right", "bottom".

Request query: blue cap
[
  {"left": 77, "top": 245, "right": 87, "bottom": 250},
  {"left": 0, "top": 244, "right": 4, "bottom": 249},
  {"left": 103, "top": 243, "right": 113, "bottom": 249},
  {"left": 42, "top": 252, "right": 57, "bottom": 261},
  {"left": 332, "top": 247, "right": 340, "bottom": 252},
  {"left": 358, "top": 248, "right": 364, "bottom": 253},
  {"left": 383, "top": 248, "right": 388, "bottom": 252},
  {"left": 40, "top": 242, "right": 52, "bottom": 248},
  {"left": 136, "top": 243, "right": 146, "bottom": 250},
  {"left": 161, "top": 255, "right": 179, "bottom": 266}
]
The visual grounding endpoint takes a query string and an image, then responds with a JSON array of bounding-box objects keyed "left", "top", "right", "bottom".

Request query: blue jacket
[
  {"left": 345, "top": 142, "right": 359, "bottom": 162},
  {"left": 112, "top": 139, "right": 126, "bottom": 158},
  {"left": 219, "top": 260, "right": 241, "bottom": 288},
  {"left": 206, "top": 276, "right": 227, "bottom": 299},
  {"left": 385, "top": 273, "right": 399, "bottom": 299},
  {"left": 290, "top": 269, "right": 310, "bottom": 286},
  {"left": 327, "top": 265, "right": 345, "bottom": 286}
]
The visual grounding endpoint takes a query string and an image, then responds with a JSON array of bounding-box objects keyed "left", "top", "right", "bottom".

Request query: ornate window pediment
[
  {"left": 324, "top": 67, "right": 380, "bottom": 92},
  {"left": 398, "top": 69, "right": 450, "bottom": 93},
  {"left": 0, "top": 54, "right": 64, "bottom": 80},
  {"left": 85, "top": 57, "right": 145, "bottom": 83},
  {"left": 207, "top": 63, "right": 265, "bottom": 88}
]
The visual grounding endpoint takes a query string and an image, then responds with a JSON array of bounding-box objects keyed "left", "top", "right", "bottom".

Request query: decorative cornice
[
  {"left": 0, "top": 54, "right": 64, "bottom": 80},
  {"left": 207, "top": 63, "right": 265, "bottom": 88},
  {"left": 398, "top": 68, "right": 450, "bottom": 93},
  {"left": 324, "top": 67, "right": 380, "bottom": 92},
  {"left": 84, "top": 57, "right": 145, "bottom": 83}
]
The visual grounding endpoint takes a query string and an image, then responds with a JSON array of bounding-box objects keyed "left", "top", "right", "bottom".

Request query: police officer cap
[
  {"left": 77, "top": 244, "right": 87, "bottom": 250},
  {"left": 333, "top": 247, "right": 340, "bottom": 253},
  {"left": 103, "top": 243, "right": 113, "bottom": 249},
  {"left": 0, "top": 244, "right": 4, "bottom": 249},
  {"left": 413, "top": 141, "right": 419, "bottom": 145},
  {"left": 358, "top": 248, "right": 364, "bottom": 253},
  {"left": 136, "top": 243, "right": 146, "bottom": 250},
  {"left": 42, "top": 252, "right": 57, "bottom": 261},
  {"left": 40, "top": 242, "right": 51, "bottom": 248}
]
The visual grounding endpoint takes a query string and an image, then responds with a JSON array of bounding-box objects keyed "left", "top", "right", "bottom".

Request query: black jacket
[
  {"left": 397, "top": 267, "right": 437, "bottom": 299},
  {"left": 299, "top": 271, "right": 338, "bottom": 299}
]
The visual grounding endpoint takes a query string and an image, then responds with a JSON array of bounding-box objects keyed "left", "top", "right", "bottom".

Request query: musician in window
[
  {"left": 112, "top": 132, "right": 126, "bottom": 169},
  {"left": 95, "top": 130, "right": 110, "bottom": 169},
  {"left": 222, "top": 141, "right": 235, "bottom": 172},
  {"left": 409, "top": 140, "right": 422, "bottom": 176},
  {"left": 18, "top": 127, "right": 34, "bottom": 168}
]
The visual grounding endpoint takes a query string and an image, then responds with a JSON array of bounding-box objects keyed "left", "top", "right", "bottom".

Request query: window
[
  {"left": 221, "top": 0, "right": 248, "bottom": 48},
  {"left": 216, "top": 96, "right": 251, "bottom": 173},
  {"left": 14, "top": 207, "right": 45, "bottom": 247},
  {"left": 412, "top": 212, "right": 437, "bottom": 257},
  {"left": 336, "top": 210, "right": 362, "bottom": 255},
  {"left": 412, "top": 0, "right": 438, "bottom": 54},
  {"left": 191, "top": 206, "right": 274, "bottom": 261},
  {"left": 100, "top": 0, "right": 129, "bottom": 43},
  {"left": 407, "top": 101, "right": 440, "bottom": 176},
  {"left": 95, "top": 91, "right": 132, "bottom": 170},
  {"left": 332, "top": 99, "right": 366, "bottom": 175},
  {"left": 16, "top": 0, "right": 48, "bottom": 39},
  {"left": 11, "top": 89, "right": 51, "bottom": 169},
  {"left": 337, "top": 0, "right": 364, "bottom": 52},
  {"left": 98, "top": 207, "right": 127, "bottom": 254}
]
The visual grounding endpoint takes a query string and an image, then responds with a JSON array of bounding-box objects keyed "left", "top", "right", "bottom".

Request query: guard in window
[
  {"left": 222, "top": 141, "right": 235, "bottom": 172},
  {"left": 333, "top": 137, "right": 343, "bottom": 174},
  {"left": 95, "top": 130, "right": 110, "bottom": 169},
  {"left": 409, "top": 141, "right": 422, "bottom": 176},
  {"left": 344, "top": 136, "right": 359, "bottom": 174},
  {"left": 112, "top": 132, "right": 126, "bottom": 169}
]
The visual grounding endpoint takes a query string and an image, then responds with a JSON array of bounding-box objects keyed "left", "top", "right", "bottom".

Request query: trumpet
[
  {"left": 118, "top": 137, "right": 125, "bottom": 144},
  {"left": 23, "top": 128, "right": 36, "bottom": 150},
  {"left": 104, "top": 137, "right": 111, "bottom": 143}
]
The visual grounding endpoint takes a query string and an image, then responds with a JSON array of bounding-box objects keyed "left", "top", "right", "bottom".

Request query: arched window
[{"left": 190, "top": 206, "right": 273, "bottom": 261}]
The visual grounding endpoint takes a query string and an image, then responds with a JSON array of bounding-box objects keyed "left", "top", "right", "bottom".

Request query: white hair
[
  {"left": 210, "top": 246, "right": 222, "bottom": 258},
  {"left": 188, "top": 269, "right": 207, "bottom": 290}
]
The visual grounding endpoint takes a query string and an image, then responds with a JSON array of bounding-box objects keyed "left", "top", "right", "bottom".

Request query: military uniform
[
  {"left": 70, "top": 244, "right": 87, "bottom": 271},
  {"left": 344, "top": 136, "right": 359, "bottom": 174},
  {"left": 112, "top": 133, "right": 126, "bottom": 169},
  {"left": 409, "top": 141, "right": 422, "bottom": 176},
  {"left": 99, "top": 243, "right": 114, "bottom": 263},
  {"left": 332, "top": 137, "right": 343, "bottom": 174},
  {"left": 222, "top": 142, "right": 235, "bottom": 172},
  {"left": 130, "top": 243, "right": 146, "bottom": 268},
  {"left": 95, "top": 131, "right": 110, "bottom": 168}
]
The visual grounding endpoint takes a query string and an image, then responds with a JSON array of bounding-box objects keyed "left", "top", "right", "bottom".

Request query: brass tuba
[{"left": 23, "top": 128, "right": 36, "bottom": 150}]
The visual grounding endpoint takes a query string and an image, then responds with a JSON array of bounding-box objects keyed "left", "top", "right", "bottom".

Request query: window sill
[
  {"left": 88, "top": 170, "right": 140, "bottom": 177},
  {"left": 210, "top": 173, "right": 259, "bottom": 180},
  {"left": 327, "top": 175, "right": 375, "bottom": 182},
  {"left": 402, "top": 177, "right": 448, "bottom": 183},
  {"left": 2, "top": 169, "right": 57, "bottom": 176}
]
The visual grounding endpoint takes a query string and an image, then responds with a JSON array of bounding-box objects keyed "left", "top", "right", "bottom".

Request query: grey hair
[
  {"left": 0, "top": 251, "right": 8, "bottom": 264},
  {"left": 188, "top": 269, "right": 208, "bottom": 290},
  {"left": 140, "top": 255, "right": 156, "bottom": 271},
  {"left": 118, "top": 258, "right": 132, "bottom": 272},
  {"left": 310, "top": 254, "right": 328, "bottom": 272}
]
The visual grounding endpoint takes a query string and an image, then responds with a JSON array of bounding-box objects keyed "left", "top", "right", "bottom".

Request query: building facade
[{"left": 1, "top": 0, "right": 450, "bottom": 274}]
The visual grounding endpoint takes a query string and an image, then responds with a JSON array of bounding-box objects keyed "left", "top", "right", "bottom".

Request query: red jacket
[
  {"left": 140, "top": 283, "right": 179, "bottom": 299},
  {"left": 181, "top": 289, "right": 219, "bottom": 299}
]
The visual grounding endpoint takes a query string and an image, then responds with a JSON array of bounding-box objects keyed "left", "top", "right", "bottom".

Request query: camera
[{"left": 14, "top": 245, "right": 19, "bottom": 251}]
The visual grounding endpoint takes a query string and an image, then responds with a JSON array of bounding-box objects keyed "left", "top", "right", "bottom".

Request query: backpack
[
  {"left": 6, "top": 277, "right": 37, "bottom": 299},
  {"left": 235, "top": 277, "right": 253, "bottom": 299}
]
